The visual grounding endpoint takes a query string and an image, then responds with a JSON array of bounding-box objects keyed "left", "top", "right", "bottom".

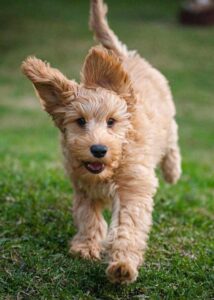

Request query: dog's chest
[{"left": 79, "top": 181, "right": 117, "bottom": 204}]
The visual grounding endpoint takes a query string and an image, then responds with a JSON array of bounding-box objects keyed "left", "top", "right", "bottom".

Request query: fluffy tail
[{"left": 89, "top": 0, "right": 128, "bottom": 57}]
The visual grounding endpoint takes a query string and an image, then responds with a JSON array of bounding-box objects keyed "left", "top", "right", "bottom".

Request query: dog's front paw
[
  {"left": 106, "top": 261, "right": 138, "bottom": 284},
  {"left": 69, "top": 240, "right": 101, "bottom": 260}
]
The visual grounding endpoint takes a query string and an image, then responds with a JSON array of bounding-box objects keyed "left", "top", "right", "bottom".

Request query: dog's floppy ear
[
  {"left": 21, "top": 56, "right": 78, "bottom": 129},
  {"left": 82, "top": 46, "right": 133, "bottom": 97}
]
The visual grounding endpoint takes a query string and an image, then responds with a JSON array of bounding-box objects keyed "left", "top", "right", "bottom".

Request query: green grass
[{"left": 0, "top": 0, "right": 214, "bottom": 299}]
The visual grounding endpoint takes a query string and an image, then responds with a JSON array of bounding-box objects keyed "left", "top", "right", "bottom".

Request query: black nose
[{"left": 90, "top": 144, "right": 108, "bottom": 158}]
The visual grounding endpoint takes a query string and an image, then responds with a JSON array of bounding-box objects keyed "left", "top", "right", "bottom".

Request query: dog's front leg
[
  {"left": 69, "top": 193, "right": 107, "bottom": 260},
  {"left": 106, "top": 169, "right": 157, "bottom": 283}
]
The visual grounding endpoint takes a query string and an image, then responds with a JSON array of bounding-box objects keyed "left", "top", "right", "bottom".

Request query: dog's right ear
[
  {"left": 82, "top": 46, "right": 132, "bottom": 95},
  {"left": 21, "top": 56, "right": 78, "bottom": 129},
  {"left": 82, "top": 46, "right": 136, "bottom": 111}
]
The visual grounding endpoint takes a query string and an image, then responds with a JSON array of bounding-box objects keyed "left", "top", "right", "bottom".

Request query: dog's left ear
[
  {"left": 82, "top": 46, "right": 135, "bottom": 100},
  {"left": 21, "top": 56, "right": 78, "bottom": 129}
]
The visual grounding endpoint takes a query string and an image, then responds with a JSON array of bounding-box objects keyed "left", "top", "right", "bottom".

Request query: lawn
[{"left": 0, "top": 0, "right": 214, "bottom": 299}]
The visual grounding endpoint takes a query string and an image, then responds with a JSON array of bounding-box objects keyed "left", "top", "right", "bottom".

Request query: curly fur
[{"left": 21, "top": 0, "right": 181, "bottom": 284}]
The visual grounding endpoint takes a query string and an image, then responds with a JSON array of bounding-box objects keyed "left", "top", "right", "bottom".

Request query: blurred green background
[{"left": 0, "top": 0, "right": 214, "bottom": 299}]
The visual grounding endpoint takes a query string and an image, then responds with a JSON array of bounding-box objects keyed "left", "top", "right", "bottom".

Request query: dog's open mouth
[{"left": 84, "top": 162, "right": 105, "bottom": 174}]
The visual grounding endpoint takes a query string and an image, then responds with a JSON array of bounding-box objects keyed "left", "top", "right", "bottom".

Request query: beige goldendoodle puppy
[{"left": 22, "top": 0, "right": 181, "bottom": 284}]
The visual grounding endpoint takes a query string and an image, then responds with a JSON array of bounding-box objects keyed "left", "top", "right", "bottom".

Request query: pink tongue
[{"left": 88, "top": 162, "right": 103, "bottom": 171}]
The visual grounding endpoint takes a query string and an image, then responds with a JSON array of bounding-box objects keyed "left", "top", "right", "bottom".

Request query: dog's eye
[
  {"left": 76, "top": 117, "right": 86, "bottom": 127},
  {"left": 107, "top": 118, "right": 116, "bottom": 128}
]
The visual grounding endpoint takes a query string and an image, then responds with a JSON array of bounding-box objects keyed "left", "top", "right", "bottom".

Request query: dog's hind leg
[
  {"left": 90, "top": 0, "right": 128, "bottom": 57},
  {"left": 161, "top": 120, "right": 182, "bottom": 184}
]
